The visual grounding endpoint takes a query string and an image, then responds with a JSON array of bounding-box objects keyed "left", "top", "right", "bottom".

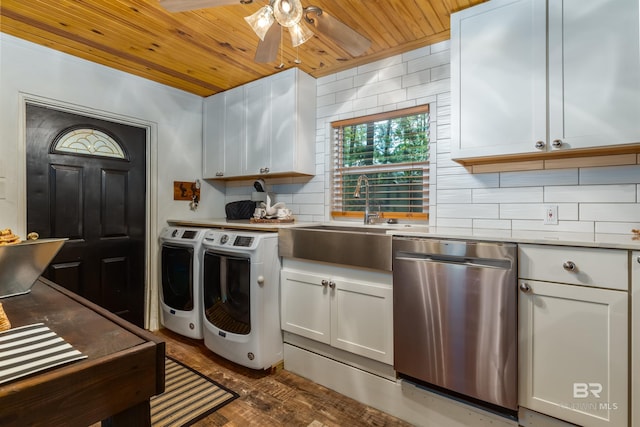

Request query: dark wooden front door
[{"left": 26, "top": 104, "right": 146, "bottom": 327}]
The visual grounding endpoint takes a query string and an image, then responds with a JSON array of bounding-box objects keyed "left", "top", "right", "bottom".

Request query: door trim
[{"left": 18, "top": 92, "right": 159, "bottom": 330}]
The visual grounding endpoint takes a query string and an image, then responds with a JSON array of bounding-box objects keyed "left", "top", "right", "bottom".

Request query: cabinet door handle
[
  {"left": 328, "top": 281, "right": 336, "bottom": 289},
  {"left": 519, "top": 282, "right": 531, "bottom": 293},
  {"left": 264, "top": 167, "right": 270, "bottom": 173},
  {"left": 562, "top": 261, "right": 577, "bottom": 272},
  {"left": 535, "top": 141, "right": 545, "bottom": 150},
  {"left": 321, "top": 279, "right": 329, "bottom": 287},
  {"left": 552, "top": 139, "right": 563, "bottom": 148}
]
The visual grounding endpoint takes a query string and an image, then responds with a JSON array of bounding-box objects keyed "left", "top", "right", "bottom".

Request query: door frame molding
[{"left": 18, "top": 92, "right": 159, "bottom": 330}]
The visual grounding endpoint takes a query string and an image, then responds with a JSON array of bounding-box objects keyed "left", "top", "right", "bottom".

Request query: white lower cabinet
[
  {"left": 518, "top": 245, "right": 628, "bottom": 427},
  {"left": 280, "top": 260, "right": 393, "bottom": 365}
]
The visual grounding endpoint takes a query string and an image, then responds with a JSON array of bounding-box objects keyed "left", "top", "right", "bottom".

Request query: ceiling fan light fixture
[
  {"left": 273, "top": 0, "right": 303, "bottom": 27},
  {"left": 289, "top": 21, "right": 313, "bottom": 47},
  {"left": 244, "top": 5, "right": 275, "bottom": 40}
]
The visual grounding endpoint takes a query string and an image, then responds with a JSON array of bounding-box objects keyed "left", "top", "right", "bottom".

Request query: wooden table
[{"left": 0, "top": 278, "right": 165, "bottom": 427}]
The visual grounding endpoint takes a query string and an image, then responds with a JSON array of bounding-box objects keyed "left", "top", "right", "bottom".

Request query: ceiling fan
[{"left": 159, "top": 0, "right": 371, "bottom": 64}]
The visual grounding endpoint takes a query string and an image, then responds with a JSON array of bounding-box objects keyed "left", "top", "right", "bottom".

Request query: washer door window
[
  {"left": 161, "top": 244, "right": 194, "bottom": 311},
  {"left": 203, "top": 250, "right": 251, "bottom": 335}
]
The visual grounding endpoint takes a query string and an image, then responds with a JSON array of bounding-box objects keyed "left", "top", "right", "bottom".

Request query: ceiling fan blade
[
  {"left": 254, "top": 24, "right": 281, "bottom": 63},
  {"left": 159, "top": 0, "right": 242, "bottom": 12},
  {"left": 304, "top": 7, "right": 371, "bottom": 57}
]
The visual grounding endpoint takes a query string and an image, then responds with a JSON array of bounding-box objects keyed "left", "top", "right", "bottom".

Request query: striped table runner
[{"left": 0, "top": 323, "right": 86, "bottom": 385}]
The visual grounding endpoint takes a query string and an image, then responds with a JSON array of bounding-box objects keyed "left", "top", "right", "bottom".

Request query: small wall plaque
[{"left": 173, "top": 181, "right": 200, "bottom": 201}]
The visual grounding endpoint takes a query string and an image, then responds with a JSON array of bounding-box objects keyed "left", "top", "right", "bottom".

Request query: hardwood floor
[{"left": 157, "top": 328, "right": 411, "bottom": 427}]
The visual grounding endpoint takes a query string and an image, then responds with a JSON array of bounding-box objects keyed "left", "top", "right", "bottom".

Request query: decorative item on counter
[
  {"left": 249, "top": 204, "right": 294, "bottom": 223},
  {"left": 0, "top": 302, "right": 11, "bottom": 331},
  {"left": 225, "top": 200, "right": 257, "bottom": 220},
  {"left": 0, "top": 228, "right": 21, "bottom": 246}
]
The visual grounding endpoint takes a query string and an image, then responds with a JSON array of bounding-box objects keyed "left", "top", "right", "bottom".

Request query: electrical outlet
[{"left": 544, "top": 204, "right": 558, "bottom": 225}]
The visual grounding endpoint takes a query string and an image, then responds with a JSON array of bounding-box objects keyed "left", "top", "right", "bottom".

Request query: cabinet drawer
[{"left": 519, "top": 244, "right": 628, "bottom": 291}]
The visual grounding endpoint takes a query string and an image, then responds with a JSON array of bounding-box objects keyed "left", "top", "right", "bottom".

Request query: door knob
[
  {"left": 562, "top": 261, "right": 576, "bottom": 272},
  {"left": 552, "top": 139, "right": 563, "bottom": 148},
  {"left": 535, "top": 141, "right": 545, "bottom": 150}
]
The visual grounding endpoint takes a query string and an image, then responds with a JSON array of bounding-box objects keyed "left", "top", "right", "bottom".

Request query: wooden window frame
[{"left": 330, "top": 105, "right": 430, "bottom": 221}]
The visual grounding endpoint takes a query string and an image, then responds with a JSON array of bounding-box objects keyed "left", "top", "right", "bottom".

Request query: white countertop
[
  {"left": 166, "top": 218, "right": 640, "bottom": 250},
  {"left": 388, "top": 226, "right": 640, "bottom": 250},
  {"left": 167, "top": 218, "right": 321, "bottom": 232}
]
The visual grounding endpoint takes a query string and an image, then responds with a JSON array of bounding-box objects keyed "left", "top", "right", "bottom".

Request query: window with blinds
[{"left": 331, "top": 105, "right": 429, "bottom": 220}]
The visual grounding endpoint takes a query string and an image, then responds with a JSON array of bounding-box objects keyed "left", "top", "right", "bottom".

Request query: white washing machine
[
  {"left": 200, "top": 229, "right": 282, "bottom": 370},
  {"left": 159, "top": 226, "right": 210, "bottom": 339}
]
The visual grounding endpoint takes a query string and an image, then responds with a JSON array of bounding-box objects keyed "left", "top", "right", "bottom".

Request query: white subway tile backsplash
[
  {"left": 436, "top": 217, "right": 473, "bottom": 228},
  {"left": 580, "top": 165, "right": 640, "bottom": 184},
  {"left": 595, "top": 221, "right": 640, "bottom": 234},
  {"left": 437, "top": 189, "right": 472, "bottom": 204},
  {"left": 430, "top": 64, "right": 450, "bottom": 81},
  {"left": 407, "top": 50, "right": 450, "bottom": 73},
  {"left": 353, "top": 70, "right": 379, "bottom": 88},
  {"left": 403, "top": 70, "right": 431, "bottom": 88},
  {"left": 500, "top": 204, "right": 542, "bottom": 220},
  {"left": 580, "top": 203, "right": 640, "bottom": 222},
  {"left": 545, "top": 184, "right": 636, "bottom": 203},
  {"left": 317, "top": 77, "right": 354, "bottom": 97},
  {"left": 430, "top": 40, "right": 450, "bottom": 53},
  {"left": 437, "top": 173, "right": 499, "bottom": 189},
  {"left": 472, "top": 219, "right": 512, "bottom": 229},
  {"left": 317, "top": 93, "right": 336, "bottom": 107},
  {"left": 473, "top": 187, "right": 543, "bottom": 203},
  {"left": 356, "top": 77, "right": 403, "bottom": 98},
  {"left": 402, "top": 45, "right": 431, "bottom": 62},
  {"left": 500, "top": 203, "right": 579, "bottom": 220},
  {"left": 334, "top": 88, "right": 357, "bottom": 104},
  {"left": 377, "top": 63, "right": 408, "bottom": 81},
  {"left": 357, "top": 56, "right": 403, "bottom": 74},
  {"left": 436, "top": 123, "right": 450, "bottom": 140},
  {"left": 407, "top": 78, "right": 450, "bottom": 99},
  {"left": 352, "top": 95, "right": 379, "bottom": 111},
  {"left": 500, "top": 169, "right": 578, "bottom": 187},
  {"left": 512, "top": 219, "right": 595, "bottom": 233},
  {"left": 437, "top": 203, "right": 498, "bottom": 219}
]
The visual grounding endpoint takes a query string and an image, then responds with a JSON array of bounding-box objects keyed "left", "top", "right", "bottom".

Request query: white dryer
[
  {"left": 201, "top": 229, "right": 282, "bottom": 370},
  {"left": 159, "top": 226, "right": 210, "bottom": 339}
]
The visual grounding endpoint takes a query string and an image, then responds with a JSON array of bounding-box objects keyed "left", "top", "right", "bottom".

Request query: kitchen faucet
[{"left": 353, "top": 175, "right": 379, "bottom": 224}]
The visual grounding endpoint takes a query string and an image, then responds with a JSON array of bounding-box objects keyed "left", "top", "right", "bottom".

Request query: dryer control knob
[{"left": 257, "top": 275, "right": 265, "bottom": 285}]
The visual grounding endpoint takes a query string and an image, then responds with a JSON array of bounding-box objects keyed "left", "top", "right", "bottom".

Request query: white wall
[
  {"left": 0, "top": 33, "right": 226, "bottom": 328},
  {"left": 228, "top": 40, "right": 640, "bottom": 235}
]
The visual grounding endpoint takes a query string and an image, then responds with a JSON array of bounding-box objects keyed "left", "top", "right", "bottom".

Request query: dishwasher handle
[{"left": 394, "top": 251, "right": 513, "bottom": 270}]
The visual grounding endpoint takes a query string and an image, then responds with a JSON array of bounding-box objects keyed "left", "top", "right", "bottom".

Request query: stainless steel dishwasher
[{"left": 392, "top": 237, "right": 518, "bottom": 414}]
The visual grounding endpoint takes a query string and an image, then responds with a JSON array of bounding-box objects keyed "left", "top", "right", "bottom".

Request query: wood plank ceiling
[{"left": 0, "top": 0, "right": 486, "bottom": 97}]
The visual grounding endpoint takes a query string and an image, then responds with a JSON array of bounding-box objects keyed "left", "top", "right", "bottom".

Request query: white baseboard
[{"left": 284, "top": 343, "right": 518, "bottom": 427}]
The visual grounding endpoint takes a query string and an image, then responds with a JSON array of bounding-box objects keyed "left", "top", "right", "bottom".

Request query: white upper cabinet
[
  {"left": 548, "top": 0, "right": 640, "bottom": 151},
  {"left": 203, "top": 67, "right": 316, "bottom": 179},
  {"left": 451, "top": 0, "right": 547, "bottom": 159},
  {"left": 451, "top": 0, "right": 640, "bottom": 162},
  {"left": 202, "top": 85, "right": 244, "bottom": 178}
]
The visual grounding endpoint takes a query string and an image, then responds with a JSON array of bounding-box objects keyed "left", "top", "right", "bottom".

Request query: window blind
[{"left": 331, "top": 105, "right": 430, "bottom": 219}]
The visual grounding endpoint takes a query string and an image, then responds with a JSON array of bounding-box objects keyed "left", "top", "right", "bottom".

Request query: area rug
[{"left": 151, "top": 356, "right": 239, "bottom": 427}]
